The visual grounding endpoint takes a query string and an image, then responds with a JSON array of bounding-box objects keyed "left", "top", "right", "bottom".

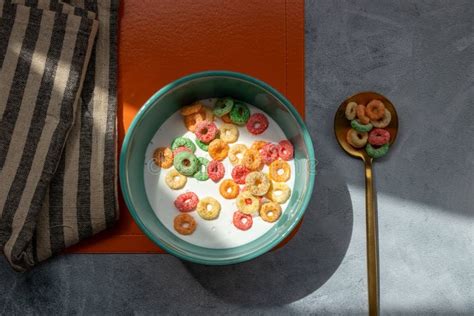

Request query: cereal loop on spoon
[
  {"left": 356, "top": 104, "right": 371, "bottom": 124},
  {"left": 371, "top": 109, "right": 391, "bottom": 128},
  {"left": 368, "top": 128, "right": 390, "bottom": 146},
  {"left": 366, "top": 100, "right": 386, "bottom": 120},
  {"left": 345, "top": 101, "right": 357, "bottom": 120},
  {"left": 346, "top": 129, "right": 368, "bottom": 148}
]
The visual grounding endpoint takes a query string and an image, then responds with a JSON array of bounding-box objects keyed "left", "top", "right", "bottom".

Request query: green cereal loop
[
  {"left": 193, "top": 157, "right": 209, "bottom": 181},
  {"left": 351, "top": 120, "right": 373, "bottom": 133},
  {"left": 213, "top": 98, "right": 234, "bottom": 117},
  {"left": 366, "top": 143, "right": 389, "bottom": 158},
  {"left": 171, "top": 137, "right": 196, "bottom": 153},
  {"left": 229, "top": 102, "right": 250, "bottom": 125},
  {"left": 173, "top": 152, "right": 199, "bottom": 176},
  {"left": 195, "top": 138, "right": 209, "bottom": 151}
]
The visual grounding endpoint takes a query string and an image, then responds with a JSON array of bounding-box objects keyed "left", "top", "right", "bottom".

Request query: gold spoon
[{"left": 334, "top": 92, "right": 398, "bottom": 316}]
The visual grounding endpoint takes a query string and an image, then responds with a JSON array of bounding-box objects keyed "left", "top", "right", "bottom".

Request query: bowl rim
[{"left": 120, "top": 70, "right": 315, "bottom": 265}]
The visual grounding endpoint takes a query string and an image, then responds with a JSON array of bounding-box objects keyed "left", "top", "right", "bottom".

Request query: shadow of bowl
[{"left": 184, "top": 164, "right": 353, "bottom": 306}]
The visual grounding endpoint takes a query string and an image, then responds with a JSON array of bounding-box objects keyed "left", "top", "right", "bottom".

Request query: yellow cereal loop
[
  {"left": 197, "top": 197, "right": 221, "bottom": 220},
  {"left": 165, "top": 168, "right": 187, "bottom": 190},
  {"left": 266, "top": 182, "right": 291, "bottom": 204},
  {"left": 245, "top": 171, "right": 270, "bottom": 196},
  {"left": 269, "top": 160, "right": 291, "bottom": 182},
  {"left": 228, "top": 144, "right": 247, "bottom": 166},
  {"left": 219, "top": 123, "right": 239, "bottom": 143},
  {"left": 236, "top": 191, "right": 260, "bottom": 215},
  {"left": 242, "top": 148, "right": 262, "bottom": 171}
]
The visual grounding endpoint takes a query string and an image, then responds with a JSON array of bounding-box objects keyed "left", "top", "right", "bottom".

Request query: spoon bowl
[{"left": 334, "top": 91, "right": 398, "bottom": 161}]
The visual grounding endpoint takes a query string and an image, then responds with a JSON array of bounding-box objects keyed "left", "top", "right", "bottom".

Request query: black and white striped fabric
[{"left": 0, "top": 0, "right": 119, "bottom": 271}]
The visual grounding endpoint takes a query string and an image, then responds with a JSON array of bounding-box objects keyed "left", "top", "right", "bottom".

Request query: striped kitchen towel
[
  {"left": 36, "top": 0, "right": 120, "bottom": 263},
  {"left": 0, "top": 0, "right": 119, "bottom": 271}
]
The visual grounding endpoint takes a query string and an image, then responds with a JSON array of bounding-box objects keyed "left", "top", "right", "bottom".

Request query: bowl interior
[{"left": 120, "top": 72, "right": 315, "bottom": 264}]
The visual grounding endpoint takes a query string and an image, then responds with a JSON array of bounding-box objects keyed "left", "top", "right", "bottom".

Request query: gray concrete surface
[{"left": 1, "top": 0, "right": 473, "bottom": 314}]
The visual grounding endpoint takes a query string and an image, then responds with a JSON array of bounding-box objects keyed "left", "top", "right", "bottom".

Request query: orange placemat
[{"left": 68, "top": 0, "right": 304, "bottom": 253}]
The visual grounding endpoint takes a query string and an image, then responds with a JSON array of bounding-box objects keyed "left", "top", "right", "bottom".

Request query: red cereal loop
[
  {"left": 194, "top": 120, "right": 218, "bottom": 144},
  {"left": 172, "top": 146, "right": 192, "bottom": 156},
  {"left": 207, "top": 160, "right": 225, "bottom": 182},
  {"left": 174, "top": 192, "right": 199, "bottom": 212},
  {"left": 368, "top": 128, "right": 390, "bottom": 146},
  {"left": 278, "top": 140, "right": 294, "bottom": 161},
  {"left": 232, "top": 211, "right": 253, "bottom": 231},
  {"left": 231, "top": 165, "right": 250, "bottom": 185},
  {"left": 259, "top": 143, "right": 279, "bottom": 165},
  {"left": 246, "top": 113, "right": 269, "bottom": 135}
]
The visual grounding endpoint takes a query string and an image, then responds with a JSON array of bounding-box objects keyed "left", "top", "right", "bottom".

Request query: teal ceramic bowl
[{"left": 120, "top": 71, "right": 315, "bottom": 265}]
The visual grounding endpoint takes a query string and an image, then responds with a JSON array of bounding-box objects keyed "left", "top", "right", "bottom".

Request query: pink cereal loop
[
  {"left": 260, "top": 143, "right": 279, "bottom": 165},
  {"left": 194, "top": 120, "right": 218, "bottom": 143},
  {"left": 278, "top": 140, "right": 294, "bottom": 160},
  {"left": 233, "top": 211, "right": 253, "bottom": 231},
  {"left": 174, "top": 192, "right": 199, "bottom": 212},
  {"left": 231, "top": 165, "right": 250, "bottom": 185},
  {"left": 368, "top": 128, "right": 390, "bottom": 146},
  {"left": 207, "top": 160, "right": 225, "bottom": 182}
]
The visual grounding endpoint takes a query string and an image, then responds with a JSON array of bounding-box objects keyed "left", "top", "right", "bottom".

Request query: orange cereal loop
[
  {"left": 259, "top": 202, "right": 282, "bottom": 223},
  {"left": 250, "top": 140, "right": 267, "bottom": 151},
  {"left": 242, "top": 148, "right": 262, "bottom": 171},
  {"left": 219, "top": 179, "right": 240, "bottom": 199},
  {"left": 180, "top": 102, "right": 203, "bottom": 116},
  {"left": 221, "top": 113, "right": 232, "bottom": 123},
  {"left": 173, "top": 214, "right": 197, "bottom": 235},
  {"left": 183, "top": 110, "right": 206, "bottom": 132},
  {"left": 153, "top": 147, "right": 173, "bottom": 168},
  {"left": 208, "top": 139, "right": 229, "bottom": 161},
  {"left": 366, "top": 99, "right": 385, "bottom": 120},
  {"left": 356, "top": 104, "right": 370, "bottom": 124},
  {"left": 269, "top": 160, "right": 291, "bottom": 182}
]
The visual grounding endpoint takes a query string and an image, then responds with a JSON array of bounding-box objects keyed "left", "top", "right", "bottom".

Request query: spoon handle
[{"left": 364, "top": 158, "right": 379, "bottom": 316}]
